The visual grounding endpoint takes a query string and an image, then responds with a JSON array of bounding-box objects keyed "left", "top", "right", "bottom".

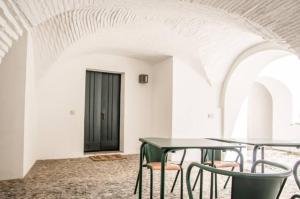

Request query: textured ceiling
[
  {"left": 0, "top": 0, "right": 299, "bottom": 83},
  {"left": 0, "top": 1, "right": 24, "bottom": 63}
]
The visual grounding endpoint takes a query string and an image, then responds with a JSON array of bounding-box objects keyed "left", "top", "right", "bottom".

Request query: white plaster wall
[
  {"left": 172, "top": 57, "right": 221, "bottom": 139},
  {"left": 0, "top": 34, "right": 27, "bottom": 180},
  {"left": 151, "top": 58, "right": 173, "bottom": 138},
  {"left": 34, "top": 54, "right": 224, "bottom": 161},
  {"left": 247, "top": 82, "right": 272, "bottom": 139},
  {"left": 171, "top": 57, "right": 221, "bottom": 160},
  {"left": 35, "top": 53, "right": 154, "bottom": 159},
  {"left": 258, "top": 78, "right": 300, "bottom": 141}
]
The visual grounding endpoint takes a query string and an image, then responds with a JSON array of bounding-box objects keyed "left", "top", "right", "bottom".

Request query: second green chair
[{"left": 134, "top": 144, "right": 186, "bottom": 198}]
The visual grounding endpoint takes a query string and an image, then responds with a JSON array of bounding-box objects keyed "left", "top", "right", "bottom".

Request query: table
[
  {"left": 138, "top": 138, "right": 245, "bottom": 199},
  {"left": 208, "top": 138, "right": 300, "bottom": 172}
]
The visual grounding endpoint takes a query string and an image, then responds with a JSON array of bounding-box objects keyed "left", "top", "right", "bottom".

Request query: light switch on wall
[{"left": 70, "top": 110, "right": 75, "bottom": 115}]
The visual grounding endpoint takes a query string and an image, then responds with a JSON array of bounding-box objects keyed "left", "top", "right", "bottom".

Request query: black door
[{"left": 84, "top": 71, "right": 121, "bottom": 152}]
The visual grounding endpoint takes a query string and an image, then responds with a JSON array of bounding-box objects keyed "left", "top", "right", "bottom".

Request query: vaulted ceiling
[
  {"left": 0, "top": 0, "right": 299, "bottom": 83},
  {"left": 0, "top": 1, "right": 24, "bottom": 63}
]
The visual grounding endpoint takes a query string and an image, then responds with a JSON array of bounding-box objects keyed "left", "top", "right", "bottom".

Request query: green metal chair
[
  {"left": 192, "top": 148, "right": 242, "bottom": 198},
  {"left": 186, "top": 160, "right": 292, "bottom": 199},
  {"left": 134, "top": 144, "right": 186, "bottom": 198},
  {"left": 291, "top": 160, "right": 300, "bottom": 199}
]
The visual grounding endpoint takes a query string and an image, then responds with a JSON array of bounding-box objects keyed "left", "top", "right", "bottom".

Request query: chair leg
[
  {"left": 223, "top": 176, "right": 231, "bottom": 189},
  {"left": 223, "top": 167, "right": 235, "bottom": 189},
  {"left": 276, "top": 178, "right": 287, "bottom": 199},
  {"left": 192, "top": 169, "right": 201, "bottom": 191},
  {"left": 210, "top": 171, "right": 214, "bottom": 199},
  {"left": 171, "top": 170, "right": 180, "bottom": 193},
  {"left": 134, "top": 171, "right": 140, "bottom": 194},
  {"left": 150, "top": 169, "right": 153, "bottom": 199},
  {"left": 200, "top": 168, "right": 204, "bottom": 199},
  {"left": 215, "top": 173, "right": 218, "bottom": 198},
  {"left": 180, "top": 168, "right": 183, "bottom": 199}
]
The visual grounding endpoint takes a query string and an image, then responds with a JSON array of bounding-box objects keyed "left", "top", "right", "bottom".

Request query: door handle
[{"left": 101, "top": 112, "right": 105, "bottom": 120}]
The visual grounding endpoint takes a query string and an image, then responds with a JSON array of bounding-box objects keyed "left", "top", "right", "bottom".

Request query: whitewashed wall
[
  {"left": 258, "top": 78, "right": 300, "bottom": 141},
  {"left": 0, "top": 34, "right": 27, "bottom": 180},
  {"left": 172, "top": 57, "right": 221, "bottom": 139},
  {"left": 33, "top": 55, "right": 223, "bottom": 162},
  {"left": 247, "top": 82, "right": 273, "bottom": 139},
  {"left": 151, "top": 58, "right": 173, "bottom": 138},
  {"left": 171, "top": 58, "right": 221, "bottom": 160},
  {"left": 34, "top": 53, "right": 155, "bottom": 159}
]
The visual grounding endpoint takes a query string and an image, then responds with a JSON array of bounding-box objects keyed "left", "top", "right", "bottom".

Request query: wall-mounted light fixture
[{"left": 139, "top": 74, "right": 148, "bottom": 84}]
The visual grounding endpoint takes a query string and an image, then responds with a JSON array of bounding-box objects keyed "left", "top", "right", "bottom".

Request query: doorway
[{"left": 84, "top": 71, "right": 121, "bottom": 152}]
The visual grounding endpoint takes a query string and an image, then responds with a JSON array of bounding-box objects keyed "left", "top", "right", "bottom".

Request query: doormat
[{"left": 89, "top": 154, "right": 127, "bottom": 161}]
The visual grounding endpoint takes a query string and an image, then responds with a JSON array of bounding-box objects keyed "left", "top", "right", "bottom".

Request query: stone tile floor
[{"left": 0, "top": 149, "right": 299, "bottom": 198}]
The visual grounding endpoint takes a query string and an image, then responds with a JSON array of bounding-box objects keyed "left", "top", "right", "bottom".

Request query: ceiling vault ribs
[
  {"left": 0, "top": 0, "right": 298, "bottom": 69},
  {"left": 0, "top": 0, "right": 26, "bottom": 64},
  {"left": 6, "top": 0, "right": 33, "bottom": 30}
]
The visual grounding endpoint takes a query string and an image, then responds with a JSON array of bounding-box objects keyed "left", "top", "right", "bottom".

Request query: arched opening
[
  {"left": 259, "top": 55, "right": 300, "bottom": 124},
  {"left": 247, "top": 82, "right": 273, "bottom": 139},
  {"left": 224, "top": 48, "right": 300, "bottom": 140}
]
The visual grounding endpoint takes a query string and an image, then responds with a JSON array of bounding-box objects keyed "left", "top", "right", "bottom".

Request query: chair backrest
[
  {"left": 291, "top": 160, "right": 300, "bottom": 199},
  {"left": 144, "top": 144, "right": 164, "bottom": 163},
  {"left": 186, "top": 160, "right": 292, "bottom": 199},
  {"left": 231, "top": 175, "right": 285, "bottom": 199},
  {"left": 205, "top": 149, "right": 222, "bottom": 161},
  {"left": 293, "top": 160, "right": 300, "bottom": 190}
]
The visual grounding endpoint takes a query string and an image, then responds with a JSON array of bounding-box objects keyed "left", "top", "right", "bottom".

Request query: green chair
[
  {"left": 186, "top": 160, "right": 292, "bottom": 199},
  {"left": 134, "top": 144, "right": 186, "bottom": 198},
  {"left": 291, "top": 160, "right": 300, "bottom": 199},
  {"left": 192, "top": 148, "right": 243, "bottom": 198}
]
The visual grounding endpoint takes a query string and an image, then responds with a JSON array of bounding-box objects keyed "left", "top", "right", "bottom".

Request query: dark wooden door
[{"left": 84, "top": 71, "right": 121, "bottom": 152}]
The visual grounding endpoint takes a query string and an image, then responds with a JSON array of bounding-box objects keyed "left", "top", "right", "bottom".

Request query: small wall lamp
[{"left": 139, "top": 74, "right": 148, "bottom": 84}]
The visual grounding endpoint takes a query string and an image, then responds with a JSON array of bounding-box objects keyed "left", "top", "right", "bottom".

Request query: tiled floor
[{"left": 0, "top": 150, "right": 299, "bottom": 198}]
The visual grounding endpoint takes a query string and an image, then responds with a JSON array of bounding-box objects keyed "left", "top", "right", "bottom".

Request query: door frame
[{"left": 84, "top": 68, "right": 125, "bottom": 153}]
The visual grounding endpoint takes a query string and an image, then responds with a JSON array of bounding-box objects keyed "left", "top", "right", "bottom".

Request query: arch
[
  {"left": 258, "top": 77, "right": 294, "bottom": 140},
  {"left": 231, "top": 77, "right": 294, "bottom": 140},
  {"left": 222, "top": 45, "right": 293, "bottom": 138},
  {"left": 221, "top": 42, "right": 292, "bottom": 106}
]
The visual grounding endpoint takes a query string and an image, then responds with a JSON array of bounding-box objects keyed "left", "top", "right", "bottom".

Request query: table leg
[
  {"left": 231, "top": 148, "right": 244, "bottom": 172},
  {"left": 252, "top": 145, "right": 260, "bottom": 172},
  {"left": 261, "top": 147, "right": 265, "bottom": 173},
  {"left": 200, "top": 149, "right": 204, "bottom": 199},
  {"left": 210, "top": 150, "right": 215, "bottom": 199},
  {"left": 138, "top": 143, "right": 146, "bottom": 199},
  {"left": 160, "top": 150, "right": 168, "bottom": 199}
]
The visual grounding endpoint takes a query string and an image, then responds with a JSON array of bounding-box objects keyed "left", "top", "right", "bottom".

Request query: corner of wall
[{"left": 23, "top": 31, "right": 38, "bottom": 176}]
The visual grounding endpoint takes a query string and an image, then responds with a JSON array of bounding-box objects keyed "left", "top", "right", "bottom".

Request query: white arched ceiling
[
  {"left": 0, "top": 0, "right": 25, "bottom": 63},
  {"left": 13, "top": 0, "right": 300, "bottom": 49},
  {"left": 5, "top": 0, "right": 299, "bottom": 84},
  {"left": 21, "top": 0, "right": 264, "bottom": 83}
]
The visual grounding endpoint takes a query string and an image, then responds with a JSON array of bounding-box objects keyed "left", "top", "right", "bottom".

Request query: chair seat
[
  {"left": 147, "top": 162, "right": 181, "bottom": 170},
  {"left": 205, "top": 160, "right": 240, "bottom": 168}
]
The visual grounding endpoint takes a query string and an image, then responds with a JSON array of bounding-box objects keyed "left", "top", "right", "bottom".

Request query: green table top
[
  {"left": 139, "top": 137, "right": 244, "bottom": 150},
  {"left": 208, "top": 138, "right": 300, "bottom": 147}
]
